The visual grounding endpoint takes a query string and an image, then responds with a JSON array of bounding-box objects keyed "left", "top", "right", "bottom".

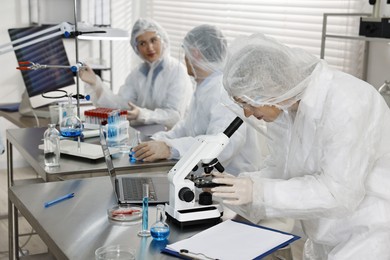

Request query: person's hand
[
  {"left": 127, "top": 102, "right": 140, "bottom": 120},
  {"left": 132, "top": 141, "right": 170, "bottom": 162},
  {"left": 79, "top": 65, "right": 97, "bottom": 86},
  {"left": 211, "top": 172, "right": 253, "bottom": 205}
]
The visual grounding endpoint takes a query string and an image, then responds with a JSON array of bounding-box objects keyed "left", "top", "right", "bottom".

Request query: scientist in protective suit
[
  {"left": 132, "top": 25, "right": 267, "bottom": 175},
  {"left": 80, "top": 18, "right": 193, "bottom": 129},
  {"left": 212, "top": 33, "right": 390, "bottom": 259}
]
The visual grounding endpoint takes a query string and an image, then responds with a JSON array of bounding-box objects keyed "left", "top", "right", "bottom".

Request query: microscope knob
[
  {"left": 198, "top": 191, "right": 212, "bottom": 205},
  {"left": 178, "top": 187, "right": 195, "bottom": 202}
]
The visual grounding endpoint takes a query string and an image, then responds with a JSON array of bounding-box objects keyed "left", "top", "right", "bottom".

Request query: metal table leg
[{"left": 7, "top": 139, "right": 19, "bottom": 260}]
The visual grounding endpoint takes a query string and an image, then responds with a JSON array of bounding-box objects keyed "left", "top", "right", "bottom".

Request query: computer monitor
[{"left": 8, "top": 25, "right": 77, "bottom": 114}]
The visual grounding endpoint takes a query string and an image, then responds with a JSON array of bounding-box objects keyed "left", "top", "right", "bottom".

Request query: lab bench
[
  {"left": 8, "top": 176, "right": 201, "bottom": 259},
  {"left": 6, "top": 126, "right": 176, "bottom": 259}
]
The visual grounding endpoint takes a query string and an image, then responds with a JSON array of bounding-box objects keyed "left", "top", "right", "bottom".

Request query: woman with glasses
[
  {"left": 80, "top": 18, "right": 193, "bottom": 129},
  {"left": 212, "top": 33, "right": 390, "bottom": 259}
]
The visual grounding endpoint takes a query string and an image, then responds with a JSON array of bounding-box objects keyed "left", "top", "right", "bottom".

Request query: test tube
[
  {"left": 137, "top": 183, "right": 151, "bottom": 237},
  {"left": 129, "top": 129, "right": 141, "bottom": 162}
]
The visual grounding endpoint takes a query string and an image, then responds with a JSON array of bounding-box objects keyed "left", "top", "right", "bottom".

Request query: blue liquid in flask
[
  {"left": 61, "top": 128, "right": 82, "bottom": 137},
  {"left": 151, "top": 226, "right": 170, "bottom": 241}
]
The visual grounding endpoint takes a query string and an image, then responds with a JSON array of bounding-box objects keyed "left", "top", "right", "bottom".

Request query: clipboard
[{"left": 162, "top": 219, "right": 300, "bottom": 260}]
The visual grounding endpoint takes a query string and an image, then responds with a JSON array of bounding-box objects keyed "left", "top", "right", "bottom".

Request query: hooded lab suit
[
  {"left": 235, "top": 61, "right": 390, "bottom": 259},
  {"left": 152, "top": 71, "right": 265, "bottom": 175},
  {"left": 85, "top": 19, "right": 193, "bottom": 129}
]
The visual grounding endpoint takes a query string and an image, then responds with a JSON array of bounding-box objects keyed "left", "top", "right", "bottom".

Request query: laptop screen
[{"left": 99, "top": 128, "right": 119, "bottom": 200}]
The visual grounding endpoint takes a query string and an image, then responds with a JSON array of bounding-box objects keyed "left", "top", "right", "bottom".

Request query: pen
[{"left": 44, "top": 192, "right": 74, "bottom": 208}]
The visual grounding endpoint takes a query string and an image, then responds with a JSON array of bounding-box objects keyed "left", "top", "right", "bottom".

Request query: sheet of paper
[{"left": 166, "top": 219, "right": 296, "bottom": 260}]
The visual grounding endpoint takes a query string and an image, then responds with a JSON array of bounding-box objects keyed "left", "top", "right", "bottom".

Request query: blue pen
[{"left": 44, "top": 193, "right": 74, "bottom": 208}]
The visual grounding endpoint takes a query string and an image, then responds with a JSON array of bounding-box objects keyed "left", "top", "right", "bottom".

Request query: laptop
[{"left": 99, "top": 127, "right": 169, "bottom": 205}]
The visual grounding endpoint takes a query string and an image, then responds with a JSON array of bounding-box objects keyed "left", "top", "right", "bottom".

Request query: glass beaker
[{"left": 150, "top": 204, "right": 170, "bottom": 241}]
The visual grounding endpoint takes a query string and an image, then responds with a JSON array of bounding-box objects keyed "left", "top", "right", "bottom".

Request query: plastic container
[
  {"left": 43, "top": 124, "right": 60, "bottom": 167},
  {"left": 95, "top": 245, "right": 135, "bottom": 260}
]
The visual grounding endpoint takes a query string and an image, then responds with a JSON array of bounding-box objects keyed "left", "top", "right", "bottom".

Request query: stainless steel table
[
  {"left": 6, "top": 127, "right": 175, "bottom": 183},
  {"left": 0, "top": 109, "right": 50, "bottom": 128},
  {"left": 6, "top": 126, "right": 176, "bottom": 259},
  {"left": 8, "top": 176, "right": 207, "bottom": 260}
]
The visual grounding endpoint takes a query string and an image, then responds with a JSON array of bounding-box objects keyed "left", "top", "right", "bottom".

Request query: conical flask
[
  {"left": 60, "top": 95, "right": 83, "bottom": 137},
  {"left": 150, "top": 204, "right": 170, "bottom": 241}
]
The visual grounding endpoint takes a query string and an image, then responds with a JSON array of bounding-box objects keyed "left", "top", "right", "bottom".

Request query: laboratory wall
[
  {"left": 0, "top": 1, "right": 33, "bottom": 169},
  {"left": 367, "top": 42, "right": 390, "bottom": 89}
]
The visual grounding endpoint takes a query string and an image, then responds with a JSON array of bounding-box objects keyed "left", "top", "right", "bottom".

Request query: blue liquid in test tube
[
  {"left": 142, "top": 196, "right": 148, "bottom": 230},
  {"left": 138, "top": 183, "right": 151, "bottom": 237}
]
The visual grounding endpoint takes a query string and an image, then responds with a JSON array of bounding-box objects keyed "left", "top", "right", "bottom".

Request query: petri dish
[
  {"left": 95, "top": 244, "right": 136, "bottom": 260},
  {"left": 107, "top": 205, "right": 142, "bottom": 223}
]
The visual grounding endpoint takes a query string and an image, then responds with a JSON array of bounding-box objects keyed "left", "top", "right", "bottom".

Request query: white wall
[
  {"left": 0, "top": 1, "right": 32, "bottom": 169},
  {"left": 367, "top": 42, "right": 390, "bottom": 89}
]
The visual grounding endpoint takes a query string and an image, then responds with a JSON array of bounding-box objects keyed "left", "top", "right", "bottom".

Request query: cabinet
[{"left": 320, "top": 12, "right": 390, "bottom": 81}]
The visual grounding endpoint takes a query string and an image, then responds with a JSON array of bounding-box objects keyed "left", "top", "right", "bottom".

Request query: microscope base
[{"left": 165, "top": 203, "right": 223, "bottom": 228}]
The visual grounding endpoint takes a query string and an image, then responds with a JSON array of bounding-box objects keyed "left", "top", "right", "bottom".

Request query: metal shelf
[
  {"left": 319, "top": 12, "right": 390, "bottom": 81},
  {"left": 324, "top": 34, "right": 390, "bottom": 42}
]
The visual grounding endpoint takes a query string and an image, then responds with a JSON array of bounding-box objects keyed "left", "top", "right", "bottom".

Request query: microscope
[
  {"left": 359, "top": 0, "right": 390, "bottom": 38},
  {"left": 165, "top": 117, "right": 243, "bottom": 227}
]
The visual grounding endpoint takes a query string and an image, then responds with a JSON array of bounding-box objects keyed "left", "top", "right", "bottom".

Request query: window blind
[
  {"left": 144, "top": 0, "right": 367, "bottom": 79},
  {"left": 110, "top": 0, "right": 133, "bottom": 89}
]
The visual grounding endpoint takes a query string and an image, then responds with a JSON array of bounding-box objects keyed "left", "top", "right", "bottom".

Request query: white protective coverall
[
  {"left": 84, "top": 18, "right": 193, "bottom": 129},
  {"left": 152, "top": 25, "right": 265, "bottom": 175},
  {"left": 152, "top": 71, "right": 265, "bottom": 175},
  {"left": 222, "top": 34, "right": 390, "bottom": 259}
]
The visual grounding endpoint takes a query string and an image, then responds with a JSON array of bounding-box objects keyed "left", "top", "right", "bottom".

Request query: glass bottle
[
  {"left": 44, "top": 124, "right": 60, "bottom": 167},
  {"left": 150, "top": 204, "right": 170, "bottom": 241},
  {"left": 59, "top": 96, "right": 83, "bottom": 137}
]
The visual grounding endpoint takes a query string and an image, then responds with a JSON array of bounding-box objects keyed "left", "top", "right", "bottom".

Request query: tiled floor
[{"left": 0, "top": 167, "right": 305, "bottom": 259}]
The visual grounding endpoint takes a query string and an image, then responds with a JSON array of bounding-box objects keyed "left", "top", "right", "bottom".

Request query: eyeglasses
[
  {"left": 231, "top": 96, "right": 251, "bottom": 109},
  {"left": 137, "top": 36, "right": 161, "bottom": 48}
]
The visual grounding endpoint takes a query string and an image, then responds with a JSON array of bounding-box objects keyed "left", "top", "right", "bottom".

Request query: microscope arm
[{"left": 167, "top": 117, "right": 243, "bottom": 210}]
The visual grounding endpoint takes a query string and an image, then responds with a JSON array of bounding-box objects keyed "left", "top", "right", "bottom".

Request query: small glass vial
[
  {"left": 150, "top": 204, "right": 170, "bottom": 241},
  {"left": 44, "top": 124, "right": 60, "bottom": 167}
]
